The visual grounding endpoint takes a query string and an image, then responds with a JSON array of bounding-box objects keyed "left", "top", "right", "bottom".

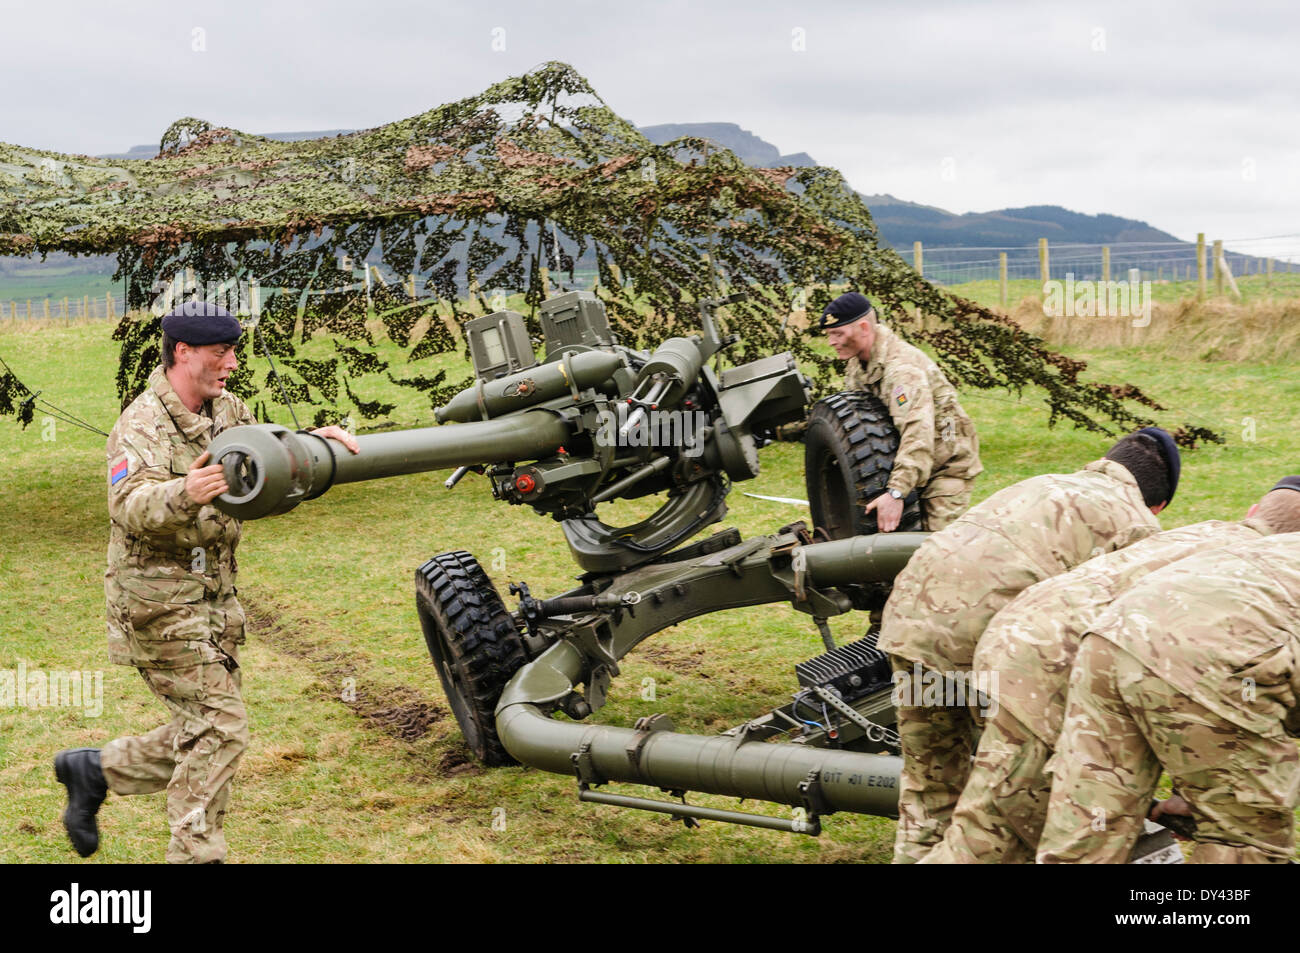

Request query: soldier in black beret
[
  {"left": 819, "top": 292, "right": 983, "bottom": 532},
  {"left": 54, "top": 300, "right": 358, "bottom": 862},
  {"left": 159, "top": 301, "right": 246, "bottom": 414}
]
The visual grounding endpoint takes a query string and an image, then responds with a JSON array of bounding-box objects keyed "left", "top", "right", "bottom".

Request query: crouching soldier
[
  {"left": 1037, "top": 524, "right": 1300, "bottom": 864},
  {"left": 879, "top": 428, "right": 1179, "bottom": 863},
  {"left": 921, "top": 476, "right": 1300, "bottom": 863}
]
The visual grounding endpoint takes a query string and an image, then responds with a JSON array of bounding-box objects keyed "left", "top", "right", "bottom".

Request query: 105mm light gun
[{"left": 205, "top": 291, "right": 1183, "bottom": 860}]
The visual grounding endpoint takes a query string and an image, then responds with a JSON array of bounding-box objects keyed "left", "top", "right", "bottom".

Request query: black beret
[
  {"left": 1270, "top": 475, "right": 1300, "bottom": 494},
  {"left": 819, "top": 292, "right": 875, "bottom": 330},
  {"left": 161, "top": 301, "right": 243, "bottom": 345},
  {"left": 1137, "top": 426, "right": 1181, "bottom": 505}
]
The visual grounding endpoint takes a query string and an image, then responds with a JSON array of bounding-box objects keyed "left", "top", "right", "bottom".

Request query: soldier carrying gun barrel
[{"left": 54, "top": 302, "right": 359, "bottom": 864}]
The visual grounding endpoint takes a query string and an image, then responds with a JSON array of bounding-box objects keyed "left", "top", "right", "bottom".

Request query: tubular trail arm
[{"left": 493, "top": 531, "right": 926, "bottom": 821}]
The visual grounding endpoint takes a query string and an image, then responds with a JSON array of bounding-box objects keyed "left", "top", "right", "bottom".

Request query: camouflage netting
[{"left": 0, "top": 62, "right": 1219, "bottom": 445}]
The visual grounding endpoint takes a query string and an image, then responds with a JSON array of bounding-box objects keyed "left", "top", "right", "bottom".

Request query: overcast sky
[{"left": 4, "top": 0, "right": 1298, "bottom": 256}]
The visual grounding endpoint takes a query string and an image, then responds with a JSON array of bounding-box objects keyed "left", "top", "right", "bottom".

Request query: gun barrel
[{"left": 208, "top": 412, "right": 570, "bottom": 520}]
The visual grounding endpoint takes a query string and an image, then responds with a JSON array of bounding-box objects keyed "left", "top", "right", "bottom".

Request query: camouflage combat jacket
[
  {"left": 843, "top": 323, "right": 982, "bottom": 496},
  {"left": 879, "top": 458, "right": 1160, "bottom": 673},
  {"left": 975, "top": 518, "right": 1273, "bottom": 745},
  {"left": 105, "top": 365, "right": 254, "bottom": 670},
  {"left": 1089, "top": 532, "right": 1300, "bottom": 738}
]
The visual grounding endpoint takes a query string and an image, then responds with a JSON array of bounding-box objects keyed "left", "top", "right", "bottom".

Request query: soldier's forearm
[
  {"left": 887, "top": 444, "right": 931, "bottom": 496},
  {"left": 887, "top": 473, "right": 917, "bottom": 496},
  {"left": 888, "top": 408, "right": 934, "bottom": 494},
  {"left": 113, "top": 477, "right": 203, "bottom": 536}
]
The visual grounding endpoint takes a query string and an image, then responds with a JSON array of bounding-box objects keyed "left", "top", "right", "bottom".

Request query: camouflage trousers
[
  {"left": 920, "top": 476, "right": 974, "bottom": 532},
  {"left": 100, "top": 640, "right": 248, "bottom": 864},
  {"left": 1037, "top": 636, "right": 1298, "bottom": 864},
  {"left": 890, "top": 656, "right": 981, "bottom": 863},
  {"left": 919, "top": 708, "right": 1051, "bottom": 864}
]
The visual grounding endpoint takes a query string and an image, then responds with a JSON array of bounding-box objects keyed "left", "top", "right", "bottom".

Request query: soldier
[
  {"left": 819, "top": 292, "right": 982, "bottom": 531},
  {"left": 920, "top": 476, "right": 1300, "bottom": 863},
  {"left": 54, "top": 301, "right": 358, "bottom": 863},
  {"left": 879, "top": 427, "right": 1179, "bottom": 863},
  {"left": 1036, "top": 525, "right": 1300, "bottom": 864}
]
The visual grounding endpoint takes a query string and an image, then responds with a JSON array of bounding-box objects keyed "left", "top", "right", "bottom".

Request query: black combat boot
[{"left": 54, "top": 747, "right": 108, "bottom": 857}]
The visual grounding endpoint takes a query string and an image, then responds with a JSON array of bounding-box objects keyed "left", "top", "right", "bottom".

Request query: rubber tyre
[
  {"left": 804, "top": 391, "right": 924, "bottom": 539},
  {"left": 415, "top": 550, "right": 527, "bottom": 766}
]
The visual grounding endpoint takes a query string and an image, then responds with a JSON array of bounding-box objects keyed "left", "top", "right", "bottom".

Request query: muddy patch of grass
[{"left": 246, "top": 598, "right": 446, "bottom": 743}]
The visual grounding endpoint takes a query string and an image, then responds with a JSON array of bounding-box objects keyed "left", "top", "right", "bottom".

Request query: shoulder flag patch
[
  {"left": 110, "top": 457, "right": 129, "bottom": 486},
  {"left": 892, "top": 384, "right": 908, "bottom": 407}
]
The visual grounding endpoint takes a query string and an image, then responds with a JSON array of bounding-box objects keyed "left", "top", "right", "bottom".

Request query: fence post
[
  {"left": 44, "top": 299, "right": 50, "bottom": 319},
  {"left": 1102, "top": 245, "right": 1110, "bottom": 283},
  {"left": 999, "top": 252, "right": 1008, "bottom": 307},
  {"left": 1196, "top": 233, "right": 1206, "bottom": 298},
  {"left": 913, "top": 241, "right": 923, "bottom": 276},
  {"left": 1267, "top": 257, "right": 1274, "bottom": 288},
  {"left": 107, "top": 292, "right": 113, "bottom": 318},
  {"left": 1038, "top": 238, "right": 1049, "bottom": 283},
  {"left": 1213, "top": 239, "right": 1224, "bottom": 296}
]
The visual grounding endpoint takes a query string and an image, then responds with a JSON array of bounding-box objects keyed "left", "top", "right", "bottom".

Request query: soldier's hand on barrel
[
  {"left": 310, "top": 425, "right": 360, "bottom": 454},
  {"left": 185, "top": 451, "right": 229, "bottom": 504},
  {"left": 864, "top": 492, "right": 904, "bottom": 533}
]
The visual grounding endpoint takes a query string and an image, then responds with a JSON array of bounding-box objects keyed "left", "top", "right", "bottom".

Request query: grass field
[{"left": 1, "top": 313, "right": 1297, "bottom": 864}]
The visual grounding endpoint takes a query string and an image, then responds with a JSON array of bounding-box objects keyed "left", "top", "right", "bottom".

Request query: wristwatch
[{"left": 888, "top": 488, "right": 903, "bottom": 500}]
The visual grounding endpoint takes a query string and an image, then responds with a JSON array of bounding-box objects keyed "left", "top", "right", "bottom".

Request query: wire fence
[
  {"left": 4, "top": 233, "right": 1299, "bottom": 321},
  {"left": 906, "top": 234, "right": 1300, "bottom": 287},
  {"left": 1, "top": 292, "right": 124, "bottom": 321}
]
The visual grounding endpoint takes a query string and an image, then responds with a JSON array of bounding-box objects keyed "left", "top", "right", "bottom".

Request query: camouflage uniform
[
  {"left": 922, "top": 518, "right": 1273, "bottom": 863},
  {"left": 878, "top": 458, "right": 1161, "bottom": 862},
  {"left": 1037, "top": 532, "right": 1300, "bottom": 864},
  {"left": 98, "top": 365, "right": 254, "bottom": 864},
  {"left": 843, "top": 323, "right": 982, "bottom": 530}
]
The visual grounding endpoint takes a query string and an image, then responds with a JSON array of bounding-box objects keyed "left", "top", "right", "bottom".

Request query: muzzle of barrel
[{"left": 209, "top": 423, "right": 330, "bottom": 520}]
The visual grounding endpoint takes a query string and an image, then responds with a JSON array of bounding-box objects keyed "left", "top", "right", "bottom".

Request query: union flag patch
[{"left": 110, "top": 457, "right": 128, "bottom": 486}]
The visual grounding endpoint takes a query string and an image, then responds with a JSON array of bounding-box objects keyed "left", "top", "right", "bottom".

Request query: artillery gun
[{"left": 206, "top": 292, "right": 1182, "bottom": 860}]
